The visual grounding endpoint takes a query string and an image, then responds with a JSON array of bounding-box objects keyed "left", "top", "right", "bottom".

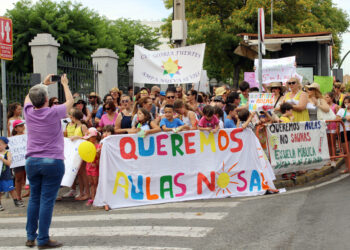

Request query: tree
[
  {"left": 5, "top": 0, "right": 160, "bottom": 72},
  {"left": 162, "top": 0, "right": 349, "bottom": 85}
]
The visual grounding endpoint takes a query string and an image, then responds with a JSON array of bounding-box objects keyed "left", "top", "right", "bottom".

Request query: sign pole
[
  {"left": 258, "top": 10, "right": 263, "bottom": 93},
  {"left": 1, "top": 59, "right": 6, "bottom": 136}
]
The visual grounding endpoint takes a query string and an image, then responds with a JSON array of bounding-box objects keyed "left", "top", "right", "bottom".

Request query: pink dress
[
  {"left": 86, "top": 144, "right": 101, "bottom": 177},
  {"left": 327, "top": 103, "right": 337, "bottom": 133}
]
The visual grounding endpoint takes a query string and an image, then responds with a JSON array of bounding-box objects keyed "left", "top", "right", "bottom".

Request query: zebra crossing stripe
[
  {"left": 0, "top": 246, "right": 192, "bottom": 250},
  {"left": 0, "top": 212, "right": 228, "bottom": 224},
  {"left": 0, "top": 226, "right": 213, "bottom": 238}
]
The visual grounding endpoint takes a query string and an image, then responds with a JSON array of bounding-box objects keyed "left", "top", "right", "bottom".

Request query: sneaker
[
  {"left": 86, "top": 199, "right": 93, "bottom": 206},
  {"left": 0, "top": 204, "right": 4, "bottom": 211},
  {"left": 14, "top": 199, "right": 25, "bottom": 208},
  {"left": 62, "top": 189, "right": 77, "bottom": 198}
]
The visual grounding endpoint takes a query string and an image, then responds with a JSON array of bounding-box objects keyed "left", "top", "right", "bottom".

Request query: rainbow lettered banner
[
  {"left": 249, "top": 93, "right": 274, "bottom": 112},
  {"left": 266, "top": 121, "right": 330, "bottom": 175},
  {"left": 94, "top": 129, "right": 276, "bottom": 209}
]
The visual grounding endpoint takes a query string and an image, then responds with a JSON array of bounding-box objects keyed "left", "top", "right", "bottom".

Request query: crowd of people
[{"left": 0, "top": 76, "right": 348, "bottom": 211}]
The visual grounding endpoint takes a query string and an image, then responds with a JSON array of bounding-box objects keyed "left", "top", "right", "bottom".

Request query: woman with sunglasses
[
  {"left": 73, "top": 98, "right": 92, "bottom": 127},
  {"left": 186, "top": 89, "right": 204, "bottom": 118},
  {"left": 110, "top": 87, "right": 122, "bottom": 108},
  {"left": 115, "top": 95, "right": 134, "bottom": 134},
  {"left": 48, "top": 97, "right": 60, "bottom": 107},
  {"left": 98, "top": 101, "right": 118, "bottom": 131},
  {"left": 305, "top": 83, "right": 330, "bottom": 121},
  {"left": 283, "top": 77, "right": 310, "bottom": 122},
  {"left": 333, "top": 82, "right": 345, "bottom": 106}
]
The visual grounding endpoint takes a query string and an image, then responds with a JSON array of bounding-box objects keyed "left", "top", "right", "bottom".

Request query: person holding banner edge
[{"left": 24, "top": 74, "right": 73, "bottom": 249}]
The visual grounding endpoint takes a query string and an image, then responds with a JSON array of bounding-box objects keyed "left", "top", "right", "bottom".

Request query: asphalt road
[{"left": 0, "top": 174, "right": 349, "bottom": 250}]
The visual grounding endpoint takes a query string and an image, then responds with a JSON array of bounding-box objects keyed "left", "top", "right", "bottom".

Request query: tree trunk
[{"left": 233, "top": 64, "right": 240, "bottom": 89}]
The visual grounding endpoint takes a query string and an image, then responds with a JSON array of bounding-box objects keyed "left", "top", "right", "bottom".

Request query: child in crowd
[
  {"left": 102, "top": 125, "right": 115, "bottom": 139},
  {"left": 134, "top": 108, "right": 152, "bottom": 137},
  {"left": 224, "top": 104, "right": 237, "bottom": 128},
  {"left": 279, "top": 103, "right": 294, "bottom": 123},
  {"left": 160, "top": 104, "right": 189, "bottom": 132},
  {"left": 198, "top": 105, "right": 220, "bottom": 133},
  {"left": 11, "top": 120, "right": 28, "bottom": 204},
  {"left": 83, "top": 128, "right": 101, "bottom": 206},
  {"left": 213, "top": 106, "right": 224, "bottom": 129},
  {"left": 237, "top": 108, "right": 254, "bottom": 129},
  {"left": 0, "top": 137, "right": 23, "bottom": 211},
  {"left": 64, "top": 108, "right": 76, "bottom": 137}
]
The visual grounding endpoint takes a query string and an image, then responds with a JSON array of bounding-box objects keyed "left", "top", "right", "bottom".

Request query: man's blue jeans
[{"left": 25, "top": 157, "right": 65, "bottom": 246}]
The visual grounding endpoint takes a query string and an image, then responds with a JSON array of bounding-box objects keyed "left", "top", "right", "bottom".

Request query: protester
[
  {"left": 159, "top": 88, "right": 177, "bottom": 115},
  {"left": 131, "top": 97, "right": 154, "bottom": 127},
  {"left": 187, "top": 89, "right": 204, "bottom": 118},
  {"left": 48, "top": 97, "right": 60, "bottom": 107},
  {"left": 7, "top": 102, "right": 23, "bottom": 136},
  {"left": 279, "top": 103, "right": 294, "bottom": 123},
  {"left": 333, "top": 81, "right": 345, "bottom": 106},
  {"left": 83, "top": 128, "right": 101, "bottom": 206},
  {"left": 176, "top": 85, "right": 186, "bottom": 101},
  {"left": 98, "top": 101, "right": 118, "bottom": 130},
  {"left": 238, "top": 81, "right": 250, "bottom": 107},
  {"left": 73, "top": 98, "right": 92, "bottom": 126},
  {"left": 95, "top": 94, "right": 114, "bottom": 125},
  {"left": 226, "top": 92, "right": 241, "bottom": 107},
  {"left": 110, "top": 87, "right": 121, "bottom": 108},
  {"left": 283, "top": 77, "right": 310, "bottom": 122},
  {"left": 102, "top": 125, "right": 115, "bottom": 139},
  {"left": 237, "top": 108, "right": 254, "bottom": 129},
  {"left": 213, "top": 106, "right": 224, "bottom": 128},
  {"left": 336, "top": 96, "right": 350, "bottom": 173},
  {"left": 131, "top": 108, "right": 161, "bottom": 136},
  {"left": 87, "top": 92, "right": 102, "bottom": 127},
  {"left": 115, "top": 95, "right": 133, "bottom": 134},
  {"left": 0, "top": 136, "right": 22, "bottom": 211},
  {"left": 224, "top": 104, "right": 237, "bottom": 128},
  {"left": 173, "top": 99, "right": 198, "bottom": 130},
  {"left": 215, "top": 86, "right": 227, "bottom": 103},
  {"left": 11, "top": 120, "right": 27, "bottom": 205},
  {"left": 325, "top": 92, "right": 339, "bottom": 166},
  {"left": 24, "top": 74, "right": 73, "bottom": 248},
  {"left": 305, "top": 83, "right": 330, "bottom": 121},
  {"left": 266, "top": 82, "right": 285, "bottom": 117},
  {"left": 160, "top": 104, "right": 189, "bottom": 132},
  {"left": 198, "top": 105, "right": 220, "bottom": 133}
]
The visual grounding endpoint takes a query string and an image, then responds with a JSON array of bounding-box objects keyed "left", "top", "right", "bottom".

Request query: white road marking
[
  {"left": 241, "top": 174, "right": 350, "bottom": 201},
  {"left": 0, "top": 212, "right": 227, "bottom": 224},
  {"left": 0, "top": 226, "right": 212, "bottom": 238},
  {"left": 0, "top": 247, "right": 192, "bottom": 250},
  {"left": 116, "top": 201, "right": 240, "bottom": 210}
]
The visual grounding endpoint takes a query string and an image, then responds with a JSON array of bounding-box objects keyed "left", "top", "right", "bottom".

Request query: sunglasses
[
  {"left": 287, "top": 81, "right": 296, "bottom": 85},
  {"left": 105, "top": 107, "right": 111, "bottom": 110},
  {"left": 167, "top": 96, "right": 175, "bottom": 99},
  {"left": 140, "top": 91, "right": 148, "bottom": 94},
  {"left": 152, "top": 98, "right": 156, "bottom": 101},
  {"left": 214, "top": 100, "right": 222, "bottom": 103},
  {"left": 53, "top": 101, "right": 60, "bottom": 104},
  {"left": 121, "top": 100, "right": 129, "bottom": 103},
  {"left": 89, "top": 96, "right": 96, "bottom": 99},
  {"left": 176, "top": 91, "right": 182, "bottom": 93},
  {"left": 307, "top": 88, "right": 316, "bottom": 91}
]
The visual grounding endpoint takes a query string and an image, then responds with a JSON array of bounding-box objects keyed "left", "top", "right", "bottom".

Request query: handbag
[{"left": 316, "top": 99, "right": 336, "bottom": 121}]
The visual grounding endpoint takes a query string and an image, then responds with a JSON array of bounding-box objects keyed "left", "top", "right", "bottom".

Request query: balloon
[{"left": 78, "top": 141, "right": 96, "bottom": 163}]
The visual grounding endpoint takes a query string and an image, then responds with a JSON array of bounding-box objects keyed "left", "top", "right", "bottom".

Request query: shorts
[
  {"left": 86, "top": 164, "right": 99, "bottom": 177},
  {"left": 340, "top": 131, "right": 350, "bottom": 143},
  {"left": 13, "top": 166, "right": 25, "bottom": 174},
  {"left": 0, "top": 179, "right": 15, "bottom": 192}
]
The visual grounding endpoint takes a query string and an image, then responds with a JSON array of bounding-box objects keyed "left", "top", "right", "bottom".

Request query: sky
[{"left": 1, "top": 0, "right": 350, "bottom": 74}]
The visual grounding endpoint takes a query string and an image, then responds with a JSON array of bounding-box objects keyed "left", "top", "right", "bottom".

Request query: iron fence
[
  {"left": 58, "top": 57, "right": 99, "bottom": 102},
  {"left": 118, "top": 66, "right": 129, "bottom": 94}
]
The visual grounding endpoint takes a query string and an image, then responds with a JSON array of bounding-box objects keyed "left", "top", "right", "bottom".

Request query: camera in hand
[{"left": 51, "top": 75, "right": 61, "bottom": 82}]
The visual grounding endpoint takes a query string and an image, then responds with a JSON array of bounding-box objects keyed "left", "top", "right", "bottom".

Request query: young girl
[
  {"left": 213, "top": 106, "right": 224, "bottom": 129},
  {"left": 198, "top": 105, "right": 220, "bottom": 133},
  {"left": 83, "top": 128, "right": 101, "bottom": 206},
  {"left": 11, "top": 120, "right": 27, "bottom": 204},
  {"left": 70, "top": 109, "right": 90, "bottom": 201},
  {"left": 64, "top": 108, "right": 76, "bottom": 138},
  {"left": 325, "top": 92, "right": 339, "bottom": 167},
  {"left": 336, "top": 96, "right": 350, "bottom": 173},
  {"left": 102, "top": 125, "right": 115, "bottom": 139},
  {"left": 133, "top": 108, "right": 161, "bottom": 137},
  {"left": 7, "top": 102, "right": 23, "bottom": 136},
  {"left": 0, "top": 136, "right": 23, "bottom": 211}
]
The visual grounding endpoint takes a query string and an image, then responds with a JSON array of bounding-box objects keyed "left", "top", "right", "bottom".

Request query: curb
[{"left": 274, "top": 158, "right": 345, "bottom": 189}]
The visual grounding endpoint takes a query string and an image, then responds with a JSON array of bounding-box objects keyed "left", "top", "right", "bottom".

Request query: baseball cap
[
  {"left": 13, "top": 120, "right": 25, "bottom": 128},
  {"left": 160, "top": 91, "right": 166, "bottom": 97},
  {"left": 0, "top": 136, "right": 9, "bottom": 149},
  {"left": 83, "top": 127, "right": 100, "bottom": 140}
]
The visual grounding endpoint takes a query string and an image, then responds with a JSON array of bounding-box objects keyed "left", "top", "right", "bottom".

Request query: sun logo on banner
[
  {"left": 215, "top": 161, "right": 239, "bottom": 196},
  {"left": 161, "top": 57, "right": 182, "bottom": 78}
]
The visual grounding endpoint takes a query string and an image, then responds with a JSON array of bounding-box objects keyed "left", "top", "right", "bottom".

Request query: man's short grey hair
[{"left": 29, "top": 84, "right": 49, "bottom": 108}]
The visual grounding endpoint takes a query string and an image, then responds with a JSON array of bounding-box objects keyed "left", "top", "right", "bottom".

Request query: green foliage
[
  {"left": 162, "top": 0, "right": 349, "bottom": 83},
  {"left": 5, "top": 0, "right": 160, "bottom": 72}
]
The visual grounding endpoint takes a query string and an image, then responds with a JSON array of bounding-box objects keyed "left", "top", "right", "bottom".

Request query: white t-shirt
[{"left": 337, "top": 108, "right": 350, "bottom": 131}]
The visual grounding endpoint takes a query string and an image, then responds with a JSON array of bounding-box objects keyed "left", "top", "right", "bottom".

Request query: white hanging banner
[
  {"left": 134, "top": 44, "right": 206, "bottom": 84},
  {"left": 266, "top": 121, "right": 330, "bottom": 175},
  {"left": 94, "top": 129, "right": 276, "bottom": 209},
  {"left": 254, "top": 56, "right": 298, "bottom": 84}
]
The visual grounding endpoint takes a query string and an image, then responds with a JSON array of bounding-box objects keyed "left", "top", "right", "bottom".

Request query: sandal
[{"left": 340, "top": 169, "right": 349, "bottom": 174}]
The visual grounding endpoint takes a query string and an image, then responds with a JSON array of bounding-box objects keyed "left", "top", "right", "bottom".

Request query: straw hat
[
  {"left": 304, "top": 82, "right": 321, "bottom": 92},
  {"left": 215, "top": 87, "right": 227, "bottom": 96},
  {"left": 266, "top": 82, "right": 286, "bottom": 93}
]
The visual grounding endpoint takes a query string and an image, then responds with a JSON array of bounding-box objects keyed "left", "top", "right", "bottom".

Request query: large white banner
[
  {"left": 266, "top": 121, "right": 330, "bottom": 175},
  {"left": 94, "top": 129, "right": 276, "bottom": 209},
  {"left": 8, "top": 134, "right": 27, "bottom": 168},
  {"left": 134, "top": 44, "right": 206, "bottom": 84},
  {"left": 8, "top": 134, "right": 82, "bottom": 186},
  {"left": 254, "top": 56, "right": 299, "bottom": 84}
]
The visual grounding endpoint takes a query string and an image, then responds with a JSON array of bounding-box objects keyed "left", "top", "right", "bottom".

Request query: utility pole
[
  {"left": 172, "top": 0, "right": 187, "bottom": 48},
  {"left": 271, "top": 0, "right": 273, "bottom": 34}
]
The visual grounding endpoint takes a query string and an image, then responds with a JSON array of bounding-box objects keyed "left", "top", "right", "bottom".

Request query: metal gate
[{"left": 58, "top": 57, "right": 99, "bottom": 102}]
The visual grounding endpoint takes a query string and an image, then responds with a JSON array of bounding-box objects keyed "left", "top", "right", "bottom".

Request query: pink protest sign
[{"left": 244, "top": 72, "right": 258, "bottom": 88}]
